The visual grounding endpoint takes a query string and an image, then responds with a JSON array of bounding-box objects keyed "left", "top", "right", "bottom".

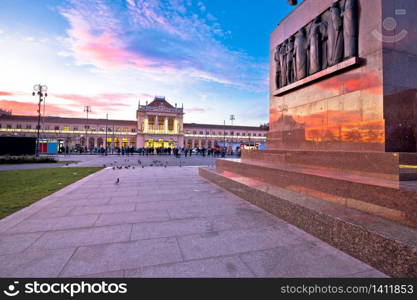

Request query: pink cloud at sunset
[
  {"left": 0, "top": 91, "right": 15, "bottom": 96},
  {"left": 61, "top": 12, "right": 155, "bottom": 70},
  {"left": 0, "top": 100, "right": 77, "bottom": 116},
  {"left": 58, "top": 0, "right": 266, "bottom": 90},
  {"left": 53, "top": 92, "right": 152, "bottom": 107}
]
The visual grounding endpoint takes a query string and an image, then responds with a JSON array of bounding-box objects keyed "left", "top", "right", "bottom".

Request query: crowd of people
[{"left": 59, "top": 146, "right": 240, "bottom": 158}]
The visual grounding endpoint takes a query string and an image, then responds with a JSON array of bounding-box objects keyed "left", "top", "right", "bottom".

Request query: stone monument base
[{"left": 199, "top": 150, "right": 417, "bottom": 277}]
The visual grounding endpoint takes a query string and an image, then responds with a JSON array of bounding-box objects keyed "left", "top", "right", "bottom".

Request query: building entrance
[{"left": 145, "top": 138, "right": 176, "bottom": 149}]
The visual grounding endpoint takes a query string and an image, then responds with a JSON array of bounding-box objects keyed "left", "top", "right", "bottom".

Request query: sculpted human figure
[
  {"left": 308, "top": 17, "right": 324, "bottom": 75},
  {"left": 274, "top": 45, "right": 282, "bottom": 89},
  {"left": 343, "top": 0, "right": 358, "bottom": 58},
  {"left": 286, "top": 36, "right": 295, "bottom": 84},
  {"left": 328, "top": 1, "right": 344, "bottom": 66},
  {"left": 279, "top": 42, "right": 288, "bottom": 87},
  {"left": 293, "top": 28, "right": 308, "bottom": 80}
]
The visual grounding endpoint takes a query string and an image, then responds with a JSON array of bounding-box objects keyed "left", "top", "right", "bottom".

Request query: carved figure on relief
[
  {"left": 293, "top": 27, "right": 308, "bottom": 81},
  {"left": 286, "top": 36, "right": 295, "bottom": 84},
  {"left": 279, "top": 42, "right": 288, "bottom": 87},
  {"left": 308, "top": 16, "right": 326, "bottom": 75},
  {"left": 343, "top": 0, "right": 358, "bottom": 58},
  {"left": 274, "top": 45, "right": 282, "bottom": 89},
  {"left": 328, "top": 1, "right": 344, "bottom": 66}
]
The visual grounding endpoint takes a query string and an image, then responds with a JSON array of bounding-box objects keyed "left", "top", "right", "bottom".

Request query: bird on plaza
[
  {"left": 113, "top": 166, "right": 115, "bottom": 170},
  {"left": 142, "top": 165, "right": 145, "bottom": 169},
  {"left": 115, "top": 178, "right": 120, "bottom": 184}
]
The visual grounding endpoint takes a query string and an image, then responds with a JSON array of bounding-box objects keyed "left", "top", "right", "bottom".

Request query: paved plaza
[
  {"left": 57, "top": 154, "right": 221, "bottom": 168},
  {"left": 0, "top": 166, "right": 387, "bottom": 278},
  {"left": 0, "top": 154, "right": 221, "bottom": 171}
]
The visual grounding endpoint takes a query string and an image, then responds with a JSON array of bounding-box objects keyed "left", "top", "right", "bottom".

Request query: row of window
[
  {"left": 185, "top": 130, "right": 266, "bottom": 137},
  {"left": 0, "top": 123, "right": 266, "bottom": 136},
  {"left": 0, "top": 124, "right": 136, "bottom": 133}
]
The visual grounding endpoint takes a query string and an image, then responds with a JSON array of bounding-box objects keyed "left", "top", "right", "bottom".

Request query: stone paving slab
[
  {"left": 69, "top": 203, "right": 136, "bottom": 216},
  {"left": 7, "top": 215, "right": 99, "bottom": 234},
  {"left": 60, "top": 238, "right": 183, "bottom": 277},
  {"left": 30, "top": 224, "right": 132, "bottom": 250},
  {"left": 0, "top": 248, "right": 75, "bottom": 277},
  {"left": 95, "top": 210, "right": 171, "bottom": 227},
  {"left": 238, "top": 243, "right": 374, "bottom": 278},
  {"left": 0, "top": 232, "right": 43, "bottom": 256},
  {"left": 177, "top": 225, "right": 307, "bottom": 261},
  {"left": 125, "top": 256, "right": 254, "bottom": 278},
  {"left": 0, "top": 167, "right": 388, "bottom": 278}
]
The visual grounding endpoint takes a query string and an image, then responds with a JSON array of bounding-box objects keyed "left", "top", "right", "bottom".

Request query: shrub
[{"left": 0, "top": 156, "right": 57, "bottom": 165}]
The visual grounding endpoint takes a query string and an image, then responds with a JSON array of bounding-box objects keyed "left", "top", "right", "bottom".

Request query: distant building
[
  {"left": 0, "top": 96, "right": 268, "bottom": 152},
  {"left": 137, "top": 96, "right": 185, "bottom": 149},
  {"left": 0, "top": 109, "right": 12, "bottom": 116}
]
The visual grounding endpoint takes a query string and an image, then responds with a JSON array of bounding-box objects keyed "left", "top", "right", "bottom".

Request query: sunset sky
[{"left": 0, "top": 0, "right": 299, "bottom": 125}]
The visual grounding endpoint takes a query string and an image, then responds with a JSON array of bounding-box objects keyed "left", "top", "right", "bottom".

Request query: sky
[{"left": 0, "top": 0, "right": 300, "bottom": 125}]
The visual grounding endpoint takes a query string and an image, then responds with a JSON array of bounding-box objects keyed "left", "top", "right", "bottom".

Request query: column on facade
[
  {"left": 144, "top": 118, "right": 148, "bottom": 133},
  {"left": 164, "top": 117, "right": 168, "bottom": 134},
  {"left": 155, "top": 115, "right": 159, "bottom": 132},
  {"left": 173, "top": 119, "right": 178, "bottom": 134}
]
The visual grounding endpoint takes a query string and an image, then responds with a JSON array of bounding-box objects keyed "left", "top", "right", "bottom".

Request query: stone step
[
  {"left": 215, "top": 159, "right": 417, "bottom": 228},
  {"left": 199, "top": 167, "right": 417, "bottom": 278}
]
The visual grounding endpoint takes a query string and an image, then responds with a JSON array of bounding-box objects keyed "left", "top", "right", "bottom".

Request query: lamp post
[
  {"left": 230, "top": 115, "right": 236, "bottom": 145},
  {"left": 32, "top": 84, "right": 48, "bottom": 157},
  {"left": 230, "top": 114, "right": 235, "bottom": 126},
  {"left": 223, "top": 120, "right": 226, "bottom": 150},
  {"left": 84, "top": 106, "right": 92, "bottom": 153},
  {"left": 105, "top": 113, "right": 108, "bottom": 155}
]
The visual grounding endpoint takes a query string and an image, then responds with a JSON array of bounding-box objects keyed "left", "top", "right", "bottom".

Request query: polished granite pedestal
[{"left": 199, "top": 150, "right": 417, "bottom": 278}]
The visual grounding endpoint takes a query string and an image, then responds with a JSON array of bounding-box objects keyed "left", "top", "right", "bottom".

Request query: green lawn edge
[{"left": 0, "top": 167, "right": 103, "bottom": 220}]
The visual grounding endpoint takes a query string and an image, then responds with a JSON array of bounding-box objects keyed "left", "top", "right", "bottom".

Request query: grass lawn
[{"left": 0, "top": 167, "right": 102, "bottom": 220}]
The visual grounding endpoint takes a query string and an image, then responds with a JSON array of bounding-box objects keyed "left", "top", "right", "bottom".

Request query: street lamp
[
  {"left": 230, "top": 115, "right": 236, "bottom": 146},
  {"left": 84, "top": 106, "right": 92, "bottom": 153},
  {"left": 105, "top": 113, "right": 108, "bottom": 155},
  {"left": 223, "top": 120, "right": 226, "bottom": 150},
  {"left": 32, "top": 84, "right": 48, "bottom": 157},
  {"left": 230, "top": 114, "right": 235, "bottom": 126}
]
